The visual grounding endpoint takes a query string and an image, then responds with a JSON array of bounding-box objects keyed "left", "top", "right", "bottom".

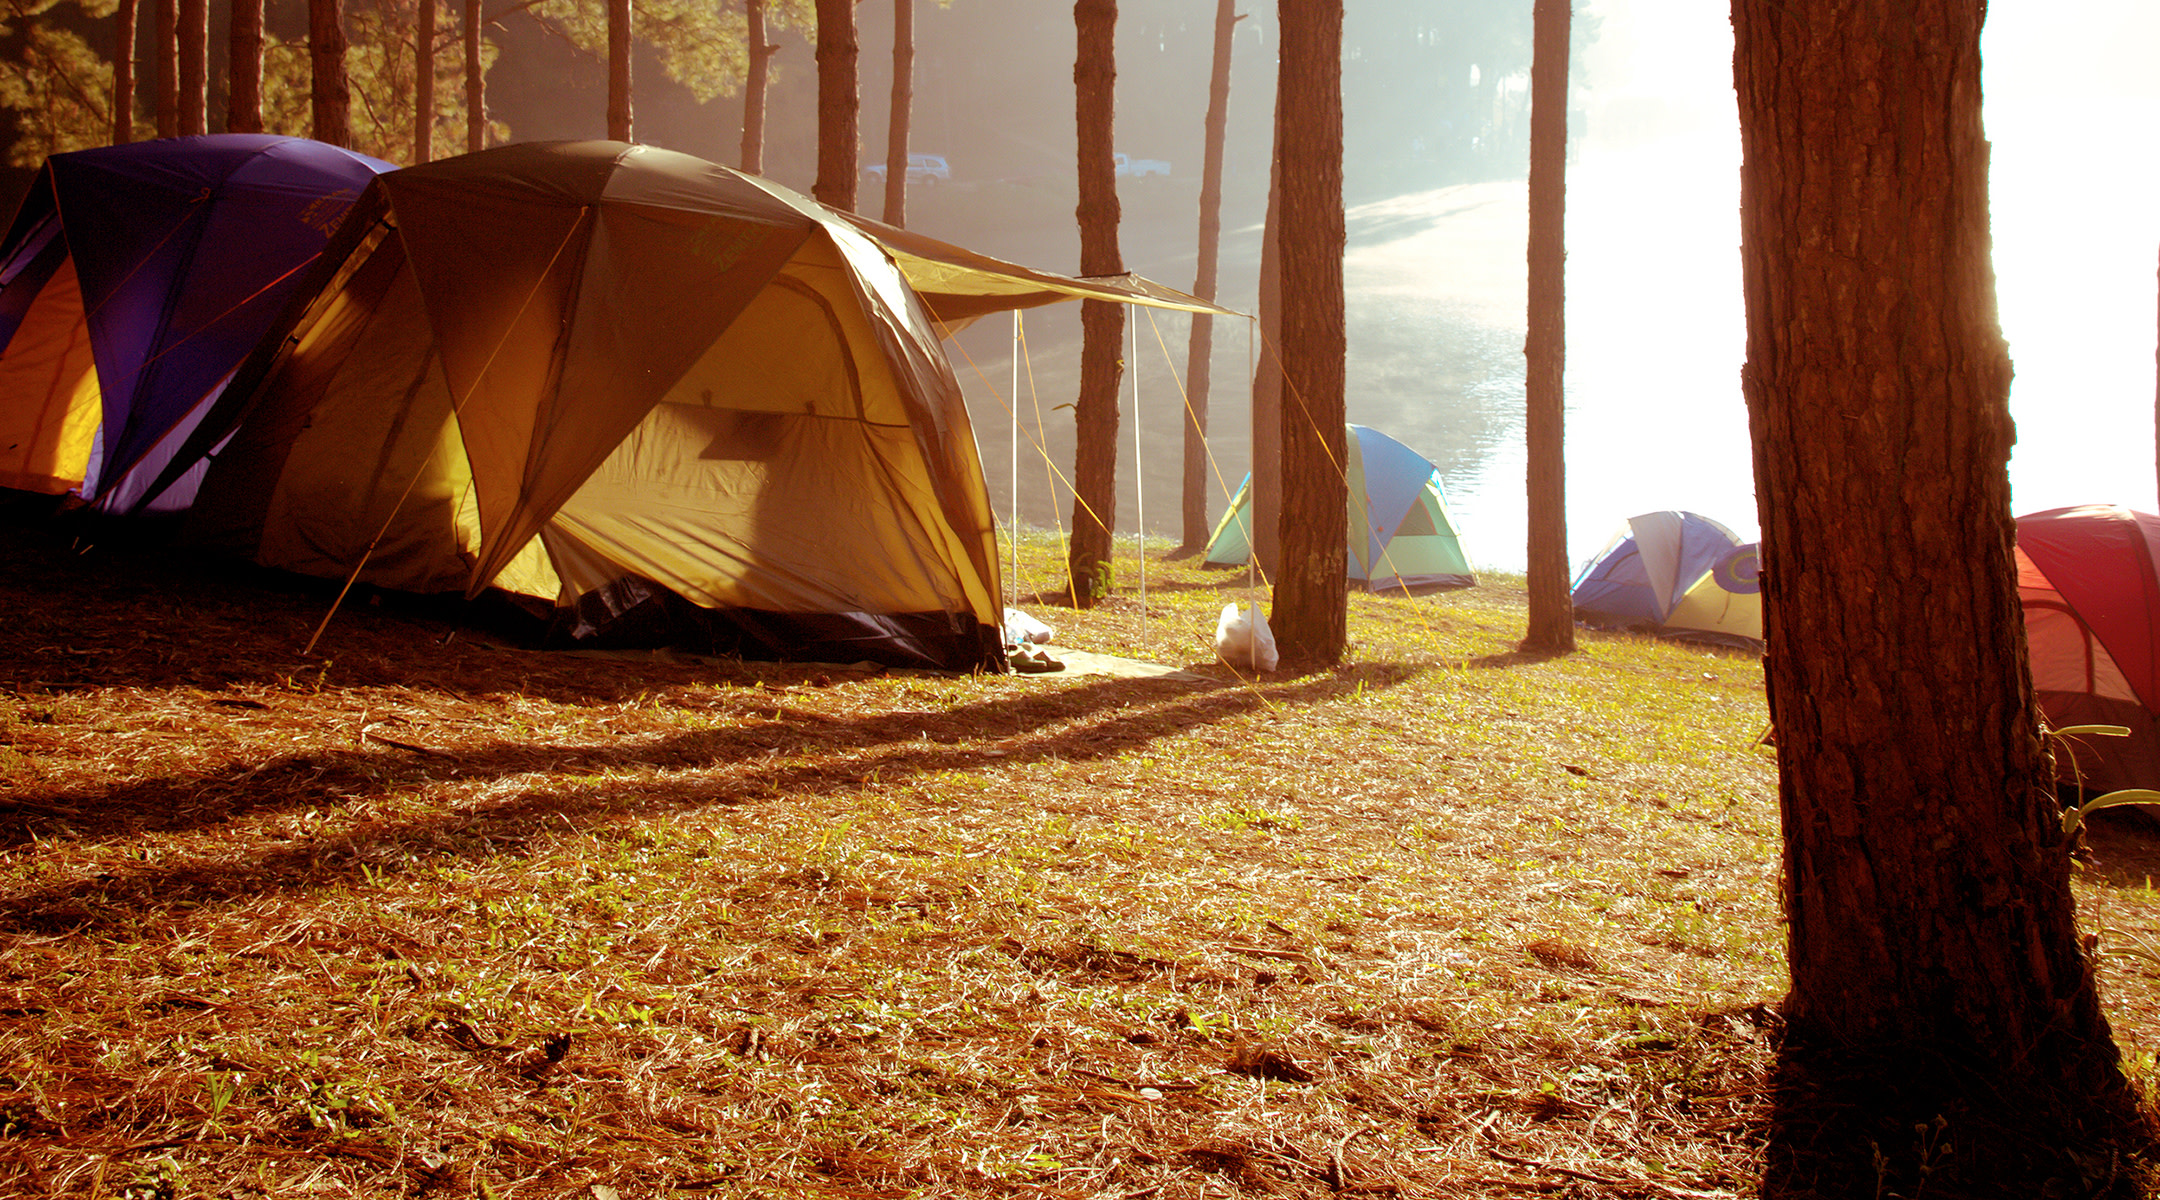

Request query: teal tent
[{"left": 1204, "top": 424, "right": 1476, "bottom": 592}]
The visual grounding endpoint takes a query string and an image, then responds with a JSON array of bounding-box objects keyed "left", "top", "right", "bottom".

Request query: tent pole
[
  {"left": 1133, "top": 307, "right": 1146, "bottom": 638},
  {"left": 1246, "top": 313, "right": 1258, "bottom": 608},
  {"left": 1011, "top": 309, "right": 1020, "bottom": 614}
]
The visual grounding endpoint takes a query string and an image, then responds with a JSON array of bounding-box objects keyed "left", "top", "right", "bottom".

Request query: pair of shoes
[{"left": 1009, "top": 645, "right": 1066, "bottom": 673}]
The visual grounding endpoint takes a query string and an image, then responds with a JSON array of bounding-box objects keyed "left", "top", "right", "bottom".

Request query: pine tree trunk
[
  {"left": 178, "top": 0, "right": 206, "bottom": 134},
  {"left": 226, "top": 0, "right": 262, "bottom": 133},
  {"left": 1734, "top": 0, "right": 2141, "bottom": 1187},
  {"left": 1250, "top": 115, "right": 1282, "bottom": 575},
  {"left": 812, "top": 0, "right": 858, "bottom": 211},
  {"left": 154, "top": 0, "right": 176, "bottom": 136},
  {"left": 1520, "top": 0, "right": 1572, "bottom": 653},
  {"left": 464, "top": 0, "right": 483, "bottom": 152},
  {"left": 880, "top": 0, "right": 912, "bottom": 227},
  {"left": 1063, "top": 0, "right": 1123, "bottom": 608},
  {"left": 607, "top": 0, "right": 631, "bottom": 142},
  {"left": 112, "top": 0, "right": 136, "bottom": 143},
  {"left": 1178, "top": 0, "right": 1238, "bottom": 553},
  {"left": 412, "top": 0, "right": 435, "bottom": 160},
  {"left": 740, "top": 0, "right": 770, "bottom": 174},
  {"left": 1269, "top": 0, "right": 1345, "bottom": 668},
  {"left": 309, "top": 0, "right": 349, "bottom": 146}
]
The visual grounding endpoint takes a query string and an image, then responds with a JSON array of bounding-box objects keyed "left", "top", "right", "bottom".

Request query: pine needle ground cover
[{"left": 3, "top": 517, "right": 2159, "bottom": 1198}]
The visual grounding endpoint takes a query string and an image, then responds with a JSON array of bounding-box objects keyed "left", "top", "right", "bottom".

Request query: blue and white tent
[
  {"left": 1204, "top": 424, "right": 1476, "bottom": 592},
  {"left": 1571, "top": 510, "right": 1761, "bottom": 646}
]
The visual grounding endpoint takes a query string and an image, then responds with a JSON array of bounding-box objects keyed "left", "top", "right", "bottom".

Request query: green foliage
[{"left": 0, "top": 6, "right": 120, "bottom": 166}]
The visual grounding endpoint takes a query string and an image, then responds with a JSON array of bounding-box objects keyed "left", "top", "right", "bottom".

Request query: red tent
[{"left": 2017, "top": 504, "right": 2160, "bottom": 793}]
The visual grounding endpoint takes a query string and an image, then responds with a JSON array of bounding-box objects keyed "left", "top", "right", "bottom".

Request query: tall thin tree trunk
[
  {"left": 1251, "top": 113, "right": 1282, "bottom": 574},
  {"left": 154, "top": 0, "right": 177, "bottom": 136},
  {"left": 1178, "top": 0, "right": 1239, "bottom": 553},
  {"left": 111, "top": 0, "right": 136, "bottom": 143},
  {"left": 309, "top": 0, "right": 350, "bottom": 146},
  {"left": 178, "top": 0, "right": 206, "bottom": 134},
  {"left": 1064, "top": 0, "right": 1122, "bottom": 607},
  {"left": 607, "top": 0, "right": 631, "bottom": 141},
  {"left": 740, "top": 0, "right": 771, "bottom": 173},
  {"left": 881, "top": 0, "right": 912, "bottom": 226},
  {"left": 227, "top": 0, "right": 262, "bottom": 132},
  {"left": 812, "top": 0, "right": 858, "bottom": 210},
  {"left": 1521, "top": 0, "right": 1572, "bottom": 653},
  {"left": 1269, "top": 0, "right": 1346, "bottom": 667},
  {"left": 413, "top": 0, "right": 436, "bottom": 160},
  {"left": 464, "top": 0, "right": 483, "bottom": 152},
  {"left": 1734, "top": 0, "right": 2142, "bottom": 1190}
]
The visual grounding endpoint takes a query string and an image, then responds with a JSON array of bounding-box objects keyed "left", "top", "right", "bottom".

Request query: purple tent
[{"left": 0, "top": 135, "right": 389, "bottom": 511}]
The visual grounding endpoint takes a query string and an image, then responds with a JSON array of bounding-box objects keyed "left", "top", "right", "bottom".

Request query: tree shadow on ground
[
  {"left": 1760, "top": 1033, "right": 2151, "bottom": 1199},
  {"left": 0, "top": 663, "right": 1421, "bottom": 935}
]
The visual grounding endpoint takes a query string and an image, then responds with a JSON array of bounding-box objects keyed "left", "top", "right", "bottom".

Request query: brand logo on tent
[{"left": 1712, "top": 544, "right": 1761, "bottom": 594}]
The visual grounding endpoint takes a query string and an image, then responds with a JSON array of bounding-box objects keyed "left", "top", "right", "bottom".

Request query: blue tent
[
  {"left": 1204, "top": 424, "right": 1476, "bottom": 592},
  {"left": 0, "top": 135, "right": 389, "bottom": 511},
  {"left": 1571, "top": 510, "right": 1761, "bottom": 645}
]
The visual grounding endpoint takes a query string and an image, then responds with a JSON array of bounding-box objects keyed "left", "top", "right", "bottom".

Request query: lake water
[{"left": 948, "top": 2, "right": 2160, "bottom": 582}]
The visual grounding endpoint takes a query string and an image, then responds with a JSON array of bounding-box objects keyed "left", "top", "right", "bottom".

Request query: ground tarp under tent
[
  {"left": 152, "top": 141, "right": 1224, "bottom": 673},
  {"left": 0, "top": 134, "right": 389, "bottom": 511},
  {"left": 2017, "top": 504, "right": 2160, "bottom": 793},
  {"left": 1204, "top": 423, "right": 1475, "bottom": 592},
  {"left": 1571, "top": 510, "right": 1761, "bottom": 646}
]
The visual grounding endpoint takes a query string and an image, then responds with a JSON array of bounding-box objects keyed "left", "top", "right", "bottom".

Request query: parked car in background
[
  {"left": 1113, "top": 152, "right": 1170, "bottom": 179},
  {"left": 864, "top": 153, "right": 952, "bottom": 186}
]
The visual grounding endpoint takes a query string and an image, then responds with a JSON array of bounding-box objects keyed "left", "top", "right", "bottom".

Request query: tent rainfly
[
  {"left": 1204, "top": 424, "right": 1476, "bottom": 592},
  {"left": 1571, "top": 510, "right": 1761, "bottom": 646},
  {"left": 153, "top": 141, "right": 1229, "bottom": 673},
  {"left": 0, "top": 135, "right": 389, "bottom": 510},
  {"left": 2017, "top": 504, "right": 2160, "bottom": 793}
]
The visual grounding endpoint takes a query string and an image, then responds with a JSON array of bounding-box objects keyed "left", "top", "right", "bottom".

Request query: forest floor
[{"left": 4, "top": 509, "right": 2160, "bottom": 1198}]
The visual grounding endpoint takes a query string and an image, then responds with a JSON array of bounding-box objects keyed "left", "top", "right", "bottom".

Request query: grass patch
[{"left": 2, "top": 517, "right": 2157, "bottom": 1197}]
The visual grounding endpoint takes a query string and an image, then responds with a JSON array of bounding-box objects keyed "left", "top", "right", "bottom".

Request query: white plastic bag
[
  {"left": 1214, "top": 602, "right": 1279, "bottom": 672},
  {"left": 1003, "top": 606, "right": 1054, "bottom": 646}
]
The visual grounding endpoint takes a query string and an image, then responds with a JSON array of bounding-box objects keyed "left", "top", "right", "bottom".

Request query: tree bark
[
  {"left": 464, "top": 0, "right": 484, "bottom": 152},
  {"left": 880, "top": 0, "right": 912, "bottom": 227},
  {"left": 1734, "top": 0, "right": 2140, "bottom": 1187},
  {"left": 1520, "top": 0, "right": 1572, "bottom": 654},
  {"left": 309, "top": 0, "right": 349, "bottom": 147},
  {"left": 740, "top": 0, "right": 771, "bottom": 174},
  {"left": 1250, "top": 112, "right": 1282, "bottom": 575},
  {"left": 607, "top": 0, "right": 631, "bottom": 142},
  {"left": 412, "top": 0, "right": 436, "bottom": 160},
  {"left": 226, "top": 0, "right": 262, "bottom": 133},
  {"left": 812, "top": 0, "right": 858, "bottom": 211},
  {"left": 112, "top": 0, "right": 137, "bottom": 143},
  {"left": 1178, "top": 0, "right": 1239, "bottom": 553},
  {"left": 154, "top": 0, "right": 176, "bottom": 137},
  {"left": 1063, "top": 0, "right": 1122, "bottom": 607},
  {"left": 1269, "top": 0, "right": 1345, "bottom": 668},
  {"left": 178, "top": 0, "right": 206, "bottom": 135}
]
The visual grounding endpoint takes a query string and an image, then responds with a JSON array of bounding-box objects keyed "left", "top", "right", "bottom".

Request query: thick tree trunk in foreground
[
  {"left": 413, "top": 0, "right": 436, "bottom": 160},
  {"left": 178, "top": 0, "right": 206, "bottom": 134},
  {"left": 310, "top": 0, "right": 350, "bottom": 146},
  {"left": 880, "top": 0, "right": 912, "bottom": 226},
  {"left": 154, "top": 0, "right": 176, "bottom": 136},
  {"left": 1520, "top": 0, "right": 1572, "bottom": 653},
  {"left": 227, "top": 0, "right": 262, "bottom": 132},
  {"left": 740, "top": 0, "right": 773, "bottom": 173},
  {"left": 464, "top": 0, "right": 483, "bottom": 152},
  {"left": 1268, "top": 0, "right": 1345, "bottom": 667},
  {"left": 1177, "top": 0, "right": 1238, "bottom": 553},
  {"left": 812, "top": 0, "right": 858, "bottom": 211},
  {"left": 1063, "top": 0, "right": 1123, "bottom": 607},
  {"left": 607, "top": 0, "right": 632, "bottom": 141},
  {"left": 1735, "top": 0, "right": 2141, "bottom": 1189},
  {"left": 111, "top": 0, "right": 137, "bottom": 143}
]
